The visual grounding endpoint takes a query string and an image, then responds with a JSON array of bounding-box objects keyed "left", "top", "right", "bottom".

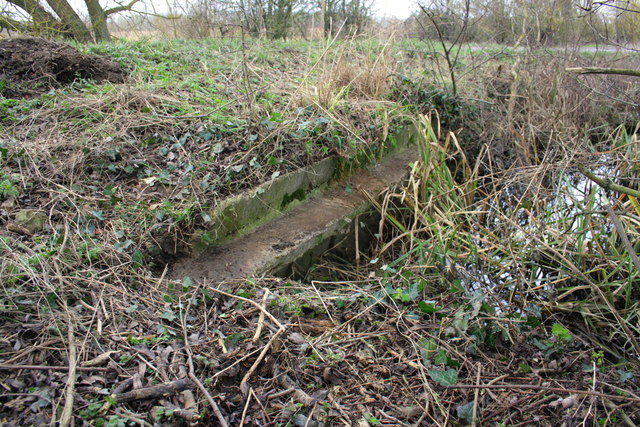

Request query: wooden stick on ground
[
  {"left": 114, "top": 408, "right": 154, "bottom": 427},
  {"left": 111, "top": 379, "right": 195, "bottom": 403},
  {"left": 209, "top": 286, "right": 285, "bottom": 330},
  {"left": 59, "top": 313, "right": 77, "bottom": 427},
  {"left": 208, "top": 285, "right": 287, "bottom": 396},
  {"left": 252, "top": 289, "right": 270, "bottom": 342},
  {"left": 448, "top": 383, "right": 640, "bottom": 403},
  {"left": 471, "top": 362, "right": 481, "bottom": 427},
  {"left": 0, "top": 364, "right": 109, "bottom": 372},
  {"left": 240, "top": 327, "right": 284, "bottom": 395},
  {"left": 239, "top": 386, "right": 254, "bottom": 425}
]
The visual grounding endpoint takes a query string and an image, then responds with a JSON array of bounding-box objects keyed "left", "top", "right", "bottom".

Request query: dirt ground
[{"left": 0, "top": 37, "right": 127, "bottom": 98}]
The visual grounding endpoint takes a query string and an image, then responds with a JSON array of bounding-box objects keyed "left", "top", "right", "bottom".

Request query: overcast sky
[{"left": 374, "top": 0, "right": 417, "bottom": 19}]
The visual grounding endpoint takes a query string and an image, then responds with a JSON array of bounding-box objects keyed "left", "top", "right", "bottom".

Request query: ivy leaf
[
  {"left": 618, "top": 369, "right": 634, "bottom": 383},
  {"left": 428, "top": 369, "right": 458, "bottom": 386},
  {"left": 552, "top": 323, "right": 572, "bottom": 343},
  {"left": 182, "top": 276, "right": 193, "bottom": 291},
  {"left": 211, "top": 142, "right": 224, "bottom": 154},
  {"left": 434, "top": 349, "right": 448, "bottom": 365},
  {"left": 418, "top": 338, "right": 437, "bottom": 366},
  {"left": 249, "top": 157, "right": 261, "bottom": 169},
  {"left": 456, "top": 401, "right": 474, "bottom": 423},
  {"left": 114, "top": 239, "right": 133, "bottom": 253},
  {"left": 418, "top": 300, "right": 440, "bottom": 314},
  {"left": 161, "top": 310, "right": 177, "bottom": 322},
  {"left": 132, "top": 250, "right": 144, "bottom": 269},
  {"left": 91, "top": 210, "right": 105, "bottom": 221}
]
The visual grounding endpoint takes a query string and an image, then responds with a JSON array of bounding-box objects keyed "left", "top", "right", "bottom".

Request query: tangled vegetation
[{"left": 0, "top": 34, "right": 639, "bottom": 426}]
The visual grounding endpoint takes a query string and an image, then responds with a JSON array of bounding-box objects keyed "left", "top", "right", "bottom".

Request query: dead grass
[
  {"left": 1, "top": 37, "right": 640, "bottom": 425},
  {"left": 462, "top": 51, "right": 640, "bottom": 170}
]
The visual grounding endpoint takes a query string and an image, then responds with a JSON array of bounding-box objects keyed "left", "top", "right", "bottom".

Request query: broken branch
[
  {"left": 110, "top": 379, "right": 194, "bottom": 403},
  {"left": 566, "top": 67, "right": 640, "bottom": 78}
]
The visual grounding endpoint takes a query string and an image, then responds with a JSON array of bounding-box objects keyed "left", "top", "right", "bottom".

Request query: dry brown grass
[{"left": 461, "top": 51, "right": 640, "bottom": 170}]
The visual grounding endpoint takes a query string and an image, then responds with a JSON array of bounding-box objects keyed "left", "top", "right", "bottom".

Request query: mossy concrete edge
[{"left": 189, "top": 125, "right": 418, "bottom": 256}]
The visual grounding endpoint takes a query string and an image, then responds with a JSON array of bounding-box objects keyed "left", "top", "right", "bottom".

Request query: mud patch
[{"left": 0, "top": 37, "right": 127, "bottom": 98}]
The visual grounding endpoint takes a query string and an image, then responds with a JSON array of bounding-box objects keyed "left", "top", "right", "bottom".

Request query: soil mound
[{"left": 0, "top": 37, "right": 127, "bottom": 98}]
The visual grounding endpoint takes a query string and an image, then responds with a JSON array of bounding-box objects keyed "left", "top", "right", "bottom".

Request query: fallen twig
[
  {"left": 114, "top": 408, "right": 153, "bottom": 427},
  {"left": 472, "top": 363, "right": 481, "bottom": 427},
  {"left": 208, "top": 284, "right": 287, "bottom": 396},
  {"left": 111, "top": 379, "right": 194, "bottom": 403},
  {"left": 448, "top": 383, "right": 640, "bottom": 403},
  {"left": 577, "top": 163, "right": 640, "bottom": 199},
  {"left": 603, "top": 398, "right": 636, "bottom": 427},
  {"left": 266, "top": 387, "right": 296, "bottom": 400},
  {"left": 159, "top": 399, "right": 201, "bottom": 423},
  {"left": 240, "top": 327, "right": 284, "bottom": 395},
  {"left": 239, "top": 386, "right": 254, "bottom": 425},
  {"left": 81, "top": 350, "right": 117, "bottom": 367},
  {"left": 59, "top": 313, "right": 77, "bottom": 427},
  {"left": 252, "top": 288, "right": 270, "bottom": 342},
  {"left": 277, "top": 370, "right": 315, "bottom": 406},
  {"left": 209, "top": 286, "right": 285, "bottom": 330},
  {"left": 603, "top": 203, "right": 640, "bottom": 275},
  {"left": 0, "top": 364, "right": 109, "bottom": 372},
  {"left": 566, "top": 67, "right": 640, "bottom": 78}
]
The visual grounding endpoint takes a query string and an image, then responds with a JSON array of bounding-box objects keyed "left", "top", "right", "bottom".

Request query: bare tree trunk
[
  {"left": 4, "top": 0, "right": 139, "bottom": 42},
  {"left": 84, "top": 0, "right": 110, "bottom": 42},
  {"left": 45, "top": 0, "right": 93, "bottom": 41}
]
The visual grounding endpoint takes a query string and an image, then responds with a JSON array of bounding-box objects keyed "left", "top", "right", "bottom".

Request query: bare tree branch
[
  {"left": 0, "top": 13, "right": 30, "bottom": 32},
  {"left": 417, "top": 0, "right": 471, "bottom": 95},
  {"left": 566, "top": 66, "right": 640, "bottom": 77},
  {"left": 105, "top": 0, "right": 141, "bottom": 16},
  {"left": 579, "top": 0, "right": 640, "bottom": 14},
  {"left": 6, "top": 0, "right": 58, "bottom": 27}
]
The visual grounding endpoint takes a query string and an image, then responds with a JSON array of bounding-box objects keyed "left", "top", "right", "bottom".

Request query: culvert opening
[{"left": 271, "top": 209, "right": 383, "bottom": 282}]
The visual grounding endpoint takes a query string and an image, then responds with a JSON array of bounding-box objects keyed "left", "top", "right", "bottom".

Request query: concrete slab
[{"left": 169, "top": 135, "right": 420, "bottom": 281}]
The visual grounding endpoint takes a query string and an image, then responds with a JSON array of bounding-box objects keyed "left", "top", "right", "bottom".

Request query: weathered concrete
[
  {"left": 189, "top": 156, "right": 338, "bottom": 255},
  {"left": 169, "top": 129, "right": 420, "bottom": 281},
  {"left": 187, "top": 126, "right": 418, "bottom": 257}
]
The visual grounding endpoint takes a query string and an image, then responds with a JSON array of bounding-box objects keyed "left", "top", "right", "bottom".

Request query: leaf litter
[{"left": 1, "top": 272, "right": 639, "bottom": 425}]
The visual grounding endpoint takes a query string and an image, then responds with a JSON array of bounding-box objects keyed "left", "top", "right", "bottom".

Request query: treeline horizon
[
  {"left": 2, "top": 0, "right": 639, "bottom": 45},
  {"left": 104, "top": 0, "right": 640, "bottom": 45}
]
